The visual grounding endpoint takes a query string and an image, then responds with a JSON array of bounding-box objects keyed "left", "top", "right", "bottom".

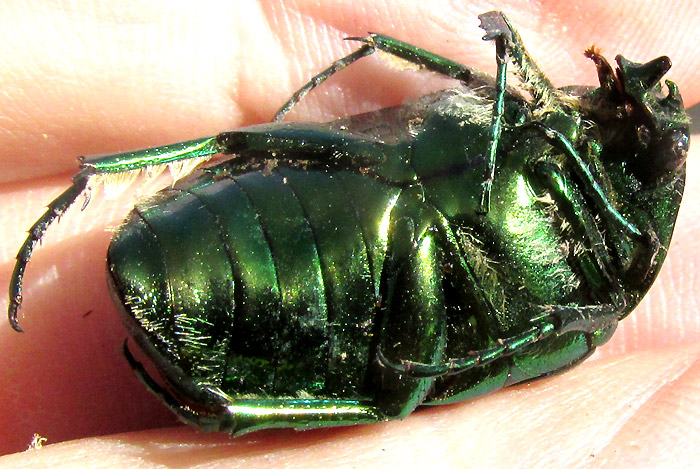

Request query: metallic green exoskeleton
[{"left": 8, "top": 12, "right": 688, "bottom": 434}]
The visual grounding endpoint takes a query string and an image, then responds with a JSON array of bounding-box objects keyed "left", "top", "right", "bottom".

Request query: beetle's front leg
[
  {"left": 533, "top": 129, "right": 641, "bottom": 240},
  {"left": 123, "top": 342, "right": 385, "bottom": 433},
  {"left": 477, "top": 11, "right": 567, "bottom": 214},
  {"left": 378, "top": 303, "right": 619, "bottom": 380}
]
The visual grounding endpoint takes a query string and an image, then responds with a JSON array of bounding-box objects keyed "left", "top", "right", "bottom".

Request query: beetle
[{"left": 7, "top": 11, "right": 688, "bottom": 434}]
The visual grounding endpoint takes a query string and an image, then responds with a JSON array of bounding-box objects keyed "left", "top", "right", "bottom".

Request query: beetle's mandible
[{"left": 8, "top": 11, "right": 689, "bottom": 434}]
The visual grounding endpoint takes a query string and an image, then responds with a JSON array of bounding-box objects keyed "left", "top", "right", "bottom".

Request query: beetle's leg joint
[
  {"left": 376, "top": 346, "right": 409, "bottom": 373},
  {"left": 536, "top": 304, "right": 619, "bottom": 336},
  {"left": 477, "top": 178, "right": 493, "bottom": 214},
  {"left": 344, "top": 34, "right": 378, "bottom": 48}
]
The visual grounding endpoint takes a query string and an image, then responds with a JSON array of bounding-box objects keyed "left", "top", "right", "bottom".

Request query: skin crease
[{"left": 0, "top": 0, "right": 700, "bottom": 466}]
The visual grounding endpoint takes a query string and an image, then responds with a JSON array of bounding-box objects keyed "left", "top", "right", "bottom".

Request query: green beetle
[{"left": 8, "top": 11, "right": 688, "bottom": 434}]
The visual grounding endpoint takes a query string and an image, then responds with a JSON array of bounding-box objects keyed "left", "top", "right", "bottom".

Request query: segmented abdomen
[{"left": 108, "top": 166, "right": 400, "bottom": 400}]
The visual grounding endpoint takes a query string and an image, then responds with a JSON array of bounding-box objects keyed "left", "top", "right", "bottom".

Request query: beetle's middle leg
[
  {"left": 124, "top": 341, "right": 387, "bottom": 433},
  {"left": 273, "top": 34, "right": 476, "bottom": 122},
  {"left": 372, "top": 201, "right": 621, "bottom": 381}
]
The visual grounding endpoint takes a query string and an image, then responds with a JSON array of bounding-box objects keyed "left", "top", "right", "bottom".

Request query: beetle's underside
[{"left": 8, "top": 11, "right": 687, "bottom": 435}]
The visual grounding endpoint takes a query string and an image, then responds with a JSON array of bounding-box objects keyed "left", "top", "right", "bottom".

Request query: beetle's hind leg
[
  {"left": 7, "top": 174, "right": 91, "bottom": 332},
  {"left": 273, "top": 44, "right": 374, "bottom": 122},
  {"left": 124, "top": 341, "right": 388, "bottom": 433},
  {"left": 8, "top": 137, "right": 222, "bottom": 332},
  {"left": 123, "top": 341, "right": 215, "bottom": 430}
]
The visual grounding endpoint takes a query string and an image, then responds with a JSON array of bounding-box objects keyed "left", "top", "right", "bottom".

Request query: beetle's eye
[
  {"left": 668, "top": 129, "right": 690, "bottom": 169},
  {"left": 635, "top": 128, "right": 689, "bottom": 183},
  {"left": 636, "top": 125, "right": 651, "bottom": 148}
]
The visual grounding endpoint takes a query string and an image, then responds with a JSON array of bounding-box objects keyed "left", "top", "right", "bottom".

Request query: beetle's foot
[
  {"left": 478, "top": 11, "right": 514, "bottom": 44},
  {"left": 377, "top": 344, "right": 508, "bottom": 379},
  {"left": 344, "top": 34, "right": 376, "bottom": 46},
  {"left": 8, "top": 299, "right": 24, "bottom": 333}
]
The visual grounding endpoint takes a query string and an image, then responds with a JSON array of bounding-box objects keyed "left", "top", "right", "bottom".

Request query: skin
[{"left": 1, "top": 0, "right": 700, "bottom": 466}]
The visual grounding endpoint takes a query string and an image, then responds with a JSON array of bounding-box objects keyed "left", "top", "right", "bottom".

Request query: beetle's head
[
  {"left": 580, "top": 50, "right": 688, "bottom": 306},
  {"left": 587, "top": 50, "right": 689, "bottom": 185},
  {"left": 614, "top": 55, "right": 689, "bottom": 184}
]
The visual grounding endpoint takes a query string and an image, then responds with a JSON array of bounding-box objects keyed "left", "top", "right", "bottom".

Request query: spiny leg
[
  {"left": 8, "top": 175, "right": 89, "bottom": 332},
  {"left": 8, "top": 120, "right": 401, "bottom": 331},
  {"left": 377, "top": 320, "right": 554, "bottom": 379},
  {"left": 272, "top": 13, "right": 553, "bottom": 215},
  {"left": 273, "top": 33, "right": 475, "bottom": 122},
  {"left": 8, "top": 137, "right": 221, "bottom": 331}
]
